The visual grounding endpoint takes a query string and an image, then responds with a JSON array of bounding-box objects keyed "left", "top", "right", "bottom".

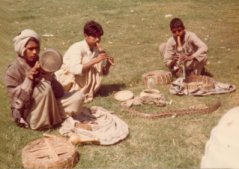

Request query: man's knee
[
  {"left": 73, "top": 91, "right": 85, "bottom": 104},
  {"left": 61, "top": 91, "right": 85, "bottom": 116}
]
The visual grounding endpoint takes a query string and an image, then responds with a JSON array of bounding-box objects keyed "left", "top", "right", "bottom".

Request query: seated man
[
  {"left": 4, "top": 29, "right": 85, "bottom": 130},
  {"left": 159, "top": 17, "right": 208, "bottom": 77},
  {"left": 55, "top": 20, "right": 114, "bottom": 103}
]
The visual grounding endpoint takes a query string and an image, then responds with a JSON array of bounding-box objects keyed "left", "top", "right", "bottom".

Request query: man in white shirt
[{"left": 56, "top": 20, "right": 113, "bottom": 103}]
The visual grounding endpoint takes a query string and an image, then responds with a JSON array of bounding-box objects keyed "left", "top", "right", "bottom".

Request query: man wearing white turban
[
  {"left": 4, "top": 29, "right": 85, "bottom": 130},
  {"left": 13, "top": 29, "right": 40, "bottom": 57}
]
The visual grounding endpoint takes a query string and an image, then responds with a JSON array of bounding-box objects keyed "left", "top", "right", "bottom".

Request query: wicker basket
[
  {"left": 142, "top": 70, "right": 173, "bottom": 87},
  {"left": 184, "top": 75, "right": 215, "bottom": 91},
  {"left": 22, "top": 136, "right": 79, "bottom": 169}
]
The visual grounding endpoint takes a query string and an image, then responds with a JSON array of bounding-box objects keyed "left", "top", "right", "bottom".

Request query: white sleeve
[{"left": 63, "top": 43, "right": 84, "bottom": 75}]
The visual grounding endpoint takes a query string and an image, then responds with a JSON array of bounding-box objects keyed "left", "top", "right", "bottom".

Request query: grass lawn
[{"left": 0, "top": 0, "right": 239, "bottom": 168}]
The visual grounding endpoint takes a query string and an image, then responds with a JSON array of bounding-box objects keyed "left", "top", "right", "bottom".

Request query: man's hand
[
  {"left": 178, "top": 54, "right": 193, "bottom": 63},
  {"left": 96, "top": 52, "right": 108, "bottom": 63},
  {"left": 102, "top": 56, "right": 114, "bottom": 75},
  {"left": 27, "top": 61, "right": 40, "bottom": 80},
  {"left": 96, "top": 52, "right": 114, "bottom": 66},
  {"left": 107, "top": 56, "right": 114, "bottom": 66},
  {"left": 169, "top": 55, "right": 179, "bottom": 68},
  {"left": 184, "top": 55, "right": 194, "bottom": 61}
]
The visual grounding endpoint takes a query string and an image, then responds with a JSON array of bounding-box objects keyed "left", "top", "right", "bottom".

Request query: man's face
[
  {"left": 85, "top": 34, "right": 101, "bottom": 49},
  {"left": 171, "top": 26, "right": 185, "bottom": 38},
  {"left": 24, "top": 40, "right": 40, "bottom": 65}
]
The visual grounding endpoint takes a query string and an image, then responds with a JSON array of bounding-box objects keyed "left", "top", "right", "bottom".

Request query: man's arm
[
  {"left": 82, "top": 52, "right": 108, "bottom": 72},
  {"left": 164, "top": 38, "right": 179, "bottom": 69},
  {"left": 190, "top": 32, "right": 208, "bottom": 62},
  {"left": 4, "top": 63, "right": 33, "bottom": 125}
]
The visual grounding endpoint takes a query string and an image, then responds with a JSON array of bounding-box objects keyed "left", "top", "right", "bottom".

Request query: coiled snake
[{"left": 123, "top": 100, "right": 221, "bottom": 119}]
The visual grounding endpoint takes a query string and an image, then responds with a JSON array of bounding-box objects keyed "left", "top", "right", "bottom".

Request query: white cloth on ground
[
  {"left": 170, "top": 77, "right": 236, "bottom": 96},
  {"left": 59, "top": 106, "right": 129, "bottom": 145}
]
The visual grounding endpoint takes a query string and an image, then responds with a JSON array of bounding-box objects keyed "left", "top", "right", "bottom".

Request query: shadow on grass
[{"left": 96, "top": 83, "right": 126, "bottom": 97}]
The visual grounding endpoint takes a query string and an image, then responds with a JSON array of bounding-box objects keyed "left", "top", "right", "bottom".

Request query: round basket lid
[
  {"left": 39, "top": 49, "right": 62, "bottom": 73},
  {"left": 114, "top": 90, "right": 134, "bottom": 101},
  {"left": 22, "top": 136, "right": 79, "bottom": 169}
]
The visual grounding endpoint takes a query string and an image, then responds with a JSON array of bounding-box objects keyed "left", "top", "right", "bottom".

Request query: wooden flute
[{"left": 96, "top": 43, "right": 114, "bottom": 65}]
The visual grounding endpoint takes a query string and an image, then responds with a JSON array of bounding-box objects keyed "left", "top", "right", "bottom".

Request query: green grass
[{"left": 0, "top": 0, "right": 239, "bottom": 168}]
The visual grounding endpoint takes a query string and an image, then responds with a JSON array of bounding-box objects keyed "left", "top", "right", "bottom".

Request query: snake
[{"left": 123, "top": 100, "right": 221, "bottom": 119}]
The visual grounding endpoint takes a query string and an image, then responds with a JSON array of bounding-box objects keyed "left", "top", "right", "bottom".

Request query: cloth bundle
[
  {"left": 59, "top": 106, "right": 129, "bottom": 145},
  {"left": 170, "top": 76, "right": 236, "bottom": 96}
]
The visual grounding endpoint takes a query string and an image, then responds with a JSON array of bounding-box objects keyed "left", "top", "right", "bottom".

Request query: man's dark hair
[
  {"left": 170, "top": 18, "right": 185, "bottom": 30},
  {"left": 84, "top": 20, "right": 104, "bottom": 37}
]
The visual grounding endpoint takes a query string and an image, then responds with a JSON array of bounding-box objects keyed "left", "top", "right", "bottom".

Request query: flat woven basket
[
  {"left": 142, "top": 70, "right": 173, "bottom": 87},
  {"left": 184, "top": 75, "right": 215, "bottom": 91},
  {"left": 22, "top": 136, "right": 79, "bottom": 169}
]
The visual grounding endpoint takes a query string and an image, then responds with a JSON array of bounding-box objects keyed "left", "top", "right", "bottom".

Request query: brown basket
[
  {"left": 142, "top": 70, "right": 173, "bottom": 87},
  {"left": 22, "top": 136, "right": 79, "bottom": 169},
  {"left": 184, "top": 75, "right": 215, "bottom": 91}
]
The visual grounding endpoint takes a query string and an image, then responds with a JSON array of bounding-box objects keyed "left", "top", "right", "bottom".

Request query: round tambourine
[
  {"left": 39, "top": 48, "right": 63, "bottom": 73},
  {"left": 114, "top": 90, "right": 134, "bottom": 102}
]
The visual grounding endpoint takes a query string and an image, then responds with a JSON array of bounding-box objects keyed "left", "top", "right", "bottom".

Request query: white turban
[{"left": 13, "top": 29, "right": 40, "bottom": 56}]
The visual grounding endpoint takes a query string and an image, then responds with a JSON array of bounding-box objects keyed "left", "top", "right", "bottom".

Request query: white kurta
[{"left": 55, "top": 40, "right": 103, "bottom": 103}]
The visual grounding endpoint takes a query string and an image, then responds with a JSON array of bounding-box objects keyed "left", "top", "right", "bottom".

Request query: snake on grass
[{"left": 123, "top": 100, "right": 221, "bottom": 119}]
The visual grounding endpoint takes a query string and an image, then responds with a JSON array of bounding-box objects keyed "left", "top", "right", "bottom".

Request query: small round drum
[
  {"left": 39, "top": 49, "right": 62, "bottom": 73},
  {"left": 142, "top": 70, "right": 173, "bottom": 87},
  {"left": 22, "top": 136, "right": 79, "bottom": 169}
]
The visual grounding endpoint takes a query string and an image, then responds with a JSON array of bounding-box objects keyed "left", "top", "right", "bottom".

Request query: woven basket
[
  {"left": 184, "top": 75, "right": 215, "bottom": 91},
  {"left": 142, "top": 70, "right": 173, "bottom": 87},
  {"left": 22, "top": 136, "right": 79, "bottom": 169}
]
